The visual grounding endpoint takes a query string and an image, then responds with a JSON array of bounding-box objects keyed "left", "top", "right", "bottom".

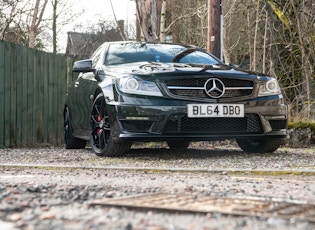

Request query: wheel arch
[
  {"left": 93, "top": 85, "right": 113, "bottom": 104},
  {"left": 93, "top": 88, "right": 103, "bottom": 102},
  {"left": 64, "top": 104, "right": 75, "bottom": 122},
  {"left": 92, "top": 87, "right": 117, "bottom": 128}
]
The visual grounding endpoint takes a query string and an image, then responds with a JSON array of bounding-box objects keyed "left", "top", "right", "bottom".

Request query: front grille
[
  {"left": 169, "top": 88, "right": 253, "bottom": 99},
  {"left": 163, "top": 114, "right": 263, "bottom": 134},
  {"left": 165, "top": 77, "right": 254, "bottom": 99}
]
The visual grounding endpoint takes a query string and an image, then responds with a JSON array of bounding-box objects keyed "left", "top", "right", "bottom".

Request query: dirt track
[{"left": 1, "top": 142, "right": 315, "bottom": 229}]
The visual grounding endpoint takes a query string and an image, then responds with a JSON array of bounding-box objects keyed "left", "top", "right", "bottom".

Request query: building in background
[{"left": 65, "top": 20, "right": 124, "bottom": 60}]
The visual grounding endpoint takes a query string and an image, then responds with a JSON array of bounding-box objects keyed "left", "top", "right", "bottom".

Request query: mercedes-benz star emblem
[{"left": 204, "top": 78, "right": 225, "bottom": 98}]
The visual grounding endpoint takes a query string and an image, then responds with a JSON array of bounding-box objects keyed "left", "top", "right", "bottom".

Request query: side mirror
[{"left": 72, "top": 59, "right": 95, "bottom": 73}]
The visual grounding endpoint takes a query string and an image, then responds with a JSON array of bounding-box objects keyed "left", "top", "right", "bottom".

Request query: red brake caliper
[{"left": 96, "top": 114, "right": 102, "bottom": 135}]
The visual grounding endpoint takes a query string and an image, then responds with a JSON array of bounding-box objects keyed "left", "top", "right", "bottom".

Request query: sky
[
  {"left": 69, "top": 0, "right": 136, "bottom": 28},
  {"left": 56, "top": 0, "right": 136, "bottom": 52}
]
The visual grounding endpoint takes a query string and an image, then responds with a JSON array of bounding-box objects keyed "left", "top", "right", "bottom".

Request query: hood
[
  {"left": 105, "top": 62, "right": 190, "bottom": 74},
  {"left": 105, "top": 62, "right": 270, "bottom": 79}
]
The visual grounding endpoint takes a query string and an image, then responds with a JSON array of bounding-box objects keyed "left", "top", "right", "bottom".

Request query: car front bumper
[{"left": 107, "top": 97, "right": 288, "bottom": 142}]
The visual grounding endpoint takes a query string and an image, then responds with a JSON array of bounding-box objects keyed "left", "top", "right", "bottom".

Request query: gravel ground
[{"left": 0, "top": 141, "right": 315, "bottom": 230}]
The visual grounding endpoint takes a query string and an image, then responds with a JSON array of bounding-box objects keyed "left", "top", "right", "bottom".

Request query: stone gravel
[{"left": 0, "top": 141, "right": 315, "bottom": 229}]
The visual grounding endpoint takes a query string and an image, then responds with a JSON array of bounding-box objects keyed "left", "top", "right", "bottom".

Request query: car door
[{"left": 69, "top": 46, "right": 105, "bottom": 138}]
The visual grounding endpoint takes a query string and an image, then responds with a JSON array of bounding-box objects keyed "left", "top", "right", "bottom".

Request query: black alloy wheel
[
  {"left": 64, "top": 107, "right": 86, "bottom": 149},
  {"left": 90, "top": 93, "right": 131, "bottom": 157}
]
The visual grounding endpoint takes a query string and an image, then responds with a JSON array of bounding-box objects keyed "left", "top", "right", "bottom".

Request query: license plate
[{"left": 187, "top": 104, "right": 244, "bottom": 118}]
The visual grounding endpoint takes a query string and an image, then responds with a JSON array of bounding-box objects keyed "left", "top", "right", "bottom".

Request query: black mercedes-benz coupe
[{"left": 64, "top": 41, "right": 287, "bottom": 156}]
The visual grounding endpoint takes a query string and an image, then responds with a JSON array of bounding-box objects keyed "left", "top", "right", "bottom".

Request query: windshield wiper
[{"left": 172, "top": 48, "right": 200, "bottom": 62}]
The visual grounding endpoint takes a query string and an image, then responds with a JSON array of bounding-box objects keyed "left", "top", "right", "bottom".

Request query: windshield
[{"left": 105, "top": 42, "right": 221, "bottom": 66}]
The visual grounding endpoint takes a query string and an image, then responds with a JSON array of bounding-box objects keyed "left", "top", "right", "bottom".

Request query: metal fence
[{"left": 0, "top": 40, "right": 69, "bottom": 147}]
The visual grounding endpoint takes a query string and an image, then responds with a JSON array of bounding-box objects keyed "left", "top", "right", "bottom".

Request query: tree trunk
[
  {"left": 207, "top": 0, "right": 221, "bottom": 58},
  {"left": 52, "top": 0, "right": 57, "bottom": 54},
  {"left": 262, "top": 8, "right": 268, "bottom": 73},
  {"left": 291, "top": 0, "right": 312, "bottom": 119},
  {"left": 252, "top": 0, "right": 260, "bottom": 71},
  {"left": 150, "top": 0, "right": 158, "bottom": 41},
  {"left": 135, "top": 0, "right": 150, "bottom": 41},
  {"left": 159, "top": 0, "right": 167, "bottom": 42},
  {"left": 28, "top": 0, "right": 48, "bottom": 48},
  {"left": 246, "top": 10, "right": 252, "bottom": 69},
  {"left": 109, "top": 0, "right": 126, "bottom": 40}
]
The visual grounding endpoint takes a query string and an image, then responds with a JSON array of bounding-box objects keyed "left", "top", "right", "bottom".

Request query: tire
[
  {"left": 236, "top": 138, "right": 283, "bottom": 153},
  {"left": 64, "top": 107, "right": 86, "bottom": 149},
  {"left": 167, "top": 140, "right": 190, "bottom": 150},
  {"left": 90, "top": 93, "right": 131, "bottom": 157}
]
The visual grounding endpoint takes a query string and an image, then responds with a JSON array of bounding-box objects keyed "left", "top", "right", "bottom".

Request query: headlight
[
  {"left": 258, "top": 78, "right": 281, "bottom": 97},
  {"left": 117, "top": 76, "right": 163, "bottom": 97}
]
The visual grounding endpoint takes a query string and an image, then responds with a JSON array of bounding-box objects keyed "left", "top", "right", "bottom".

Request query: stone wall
[{"left": 285, "top": 128, "right": 315, "bottom": 148}]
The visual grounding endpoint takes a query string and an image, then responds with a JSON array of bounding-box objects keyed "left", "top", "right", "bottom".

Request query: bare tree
[
  {"left": 0, "top": 0, "right": 29, "bottom": 43},
  {"left": 52, "top": 0, "right": 58, "bottom": 54},
  {"left": 50, "top": 0, "right": 82, "bottom": 54},
  {"left": 159, "top": 0, "right": 167, "bottom": 42},
  {"left": 222, "top": 0, "right": 240, "bottom": 64},
  {"left": 135, "top": 0, "right": 159, "bottom": 41},
  {"left": 223, "top": 0, "right": 315, "bottom": 119},
  {"left": 28, "top": 0, "right": 48, "bottom": 48},
  {"left": 1, "top": 0, "right": 72, "bottom": 51},
  {"left": 288, "top": 0, "right": 315, "bottom": 119},
  {"left": 0, "top": 1, "right": 18, "bottom": 39},
  {"left": 135, "top": 0, "right": 208, "bottom": 45},
  {"left": 252, "top": 0, "right": 260, "bottom": 71},
  {"left": 168, "top": 0, "right": 208, "bottom": 47},
  {"left": 109, "top": 0, "right": 126, "bottom": 40},
  {"left": 135, "top": 0, "right": 149, "bottom": 41}
]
